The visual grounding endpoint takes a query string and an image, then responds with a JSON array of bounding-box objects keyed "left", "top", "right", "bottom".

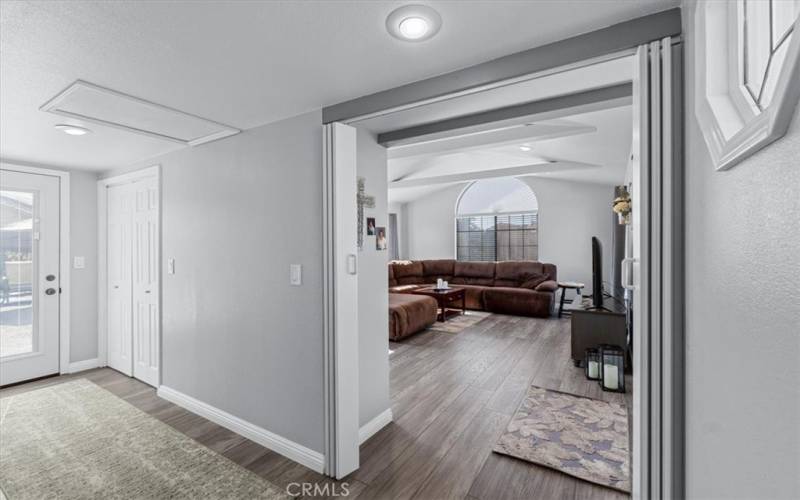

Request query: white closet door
[
  {"left": 132, "top": 177, "right": 159, "bottom": 387},
  {"left": 106, "top": 183, "right": 134, "bottom": 376}
]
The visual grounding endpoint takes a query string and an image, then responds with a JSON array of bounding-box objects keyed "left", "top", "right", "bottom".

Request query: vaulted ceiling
[{"left": 0, "top": 0, "right": 678, "bottom": 171}]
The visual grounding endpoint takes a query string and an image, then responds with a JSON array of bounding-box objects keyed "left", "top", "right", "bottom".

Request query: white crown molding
[
  {"left": 694, "top": 2, "right": 800, "bottom": 171},
  {"left": 157, "top": 385, "right": 325, "bottom": 473},
  {"left": 358, "top": 408, "right": 393, "bottom": 445}
]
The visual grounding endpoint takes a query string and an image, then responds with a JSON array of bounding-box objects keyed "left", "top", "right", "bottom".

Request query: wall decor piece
[
  {"left": 366, "top": 217, "right": 376, "bottom": 236},
  {"left": 695, "top": 1, "right": 800, "bottom": 170},
  {"left": 376, "top": 227, "right": 387, "bottom": 250},
  {"left": 356, "top": 177, "right": 375, "bottom": 250},
  {"left": 612, "top": 185, "right": 631, "bottom": 225}
]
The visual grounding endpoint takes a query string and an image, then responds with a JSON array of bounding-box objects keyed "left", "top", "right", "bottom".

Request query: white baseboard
[
  {"left": 157, "top": 385, "right": 325, "bottom": 473},
  {"left": 67, "top": 358, "right": 102, "bottom": 374},
  {"left": 359, "top": 408, "right": 393, "bottom": 445}
]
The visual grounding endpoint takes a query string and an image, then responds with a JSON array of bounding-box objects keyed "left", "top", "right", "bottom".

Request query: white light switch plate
[
  {"left": 290, "top": 264, "right": 302, "bottom": 286},
  {"left": 73, "top": 256, "right": 85, "bottom": 269},
  {"left": 168, "top": 258, "right": 175, "bottom": 275}
]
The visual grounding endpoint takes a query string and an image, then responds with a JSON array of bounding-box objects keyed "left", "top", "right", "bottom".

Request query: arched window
[{"left": 455, "top": 178, "right": 538, "bottom": 262}]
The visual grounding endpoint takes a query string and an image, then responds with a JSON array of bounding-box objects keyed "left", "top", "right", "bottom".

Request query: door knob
[
  {"left": 45, "top": 288, "right": 56, "bottom": 295},
  {"left": 46, "top": 274, "right": 56, "bottom": 281}
]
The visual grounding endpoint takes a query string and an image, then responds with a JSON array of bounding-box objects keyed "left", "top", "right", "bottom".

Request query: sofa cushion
[
  {"left": 535, "top": 280, "right": 558, "bottom": 293},
  {"left": 389, "top": 284, "right": 426, "bottom": 294},
  {"left": 452, "top": 284, "right": 489, "bottom": 310},
  {"left": 483, "top": 287, "right": 553, "bottom": 318},
  {"left": 452, "top": 262, "right": 495, "bottom": 286},
  {"left": 389, "top": 293, "right": 438, "bottom": 340},
  {"left": 495, "top": 261, "right": 554, "bottom": 287},
  {"left": 392, "top": 260, "right": 424, "bottom": 285},
  {"left": 422, "top": 259, "right": 455, "bottom": 282},
  {"left": 519, "top": 273, "right": 548, "bottom": 289},
  {"left": 388, "top": 264, "right": 397, "bottom": 286}
]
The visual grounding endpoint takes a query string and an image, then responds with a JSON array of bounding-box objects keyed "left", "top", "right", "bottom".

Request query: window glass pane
[
  {"left": 771, "top": 0, "right": 799, "bottom": 49},
  {"left": 760, "top": 30, "right": 792, "bottom": 107},
  {"left": 456, "top": 178, "right": 538, "bottom": 215},
  {"left": 1, "top": 190, "right": 36, "bottom": 358},
  {"left": 744, "top": 0, "right": 773, "bottom": 101}
]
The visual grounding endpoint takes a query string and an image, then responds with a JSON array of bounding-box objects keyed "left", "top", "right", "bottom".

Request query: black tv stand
[{"left": 570, "top": 298, "right": 628, "bottom": 368}]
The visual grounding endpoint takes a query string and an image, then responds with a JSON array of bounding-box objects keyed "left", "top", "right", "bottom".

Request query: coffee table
[{"left": 411, "top": 286, "right": 466, "bottom": 322}]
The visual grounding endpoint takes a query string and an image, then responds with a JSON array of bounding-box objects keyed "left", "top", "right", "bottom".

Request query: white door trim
[
  {"left": 0, "top": 162, "right": 70, "bottom": 376},
  {"left": 97, "top": 166, "right": 160, "bottom": 383}
]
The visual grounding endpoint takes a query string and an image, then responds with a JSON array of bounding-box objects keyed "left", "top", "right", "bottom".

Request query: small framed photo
[
  {"left": 366, "top": 217, "right": 376, "bottom": 235},
  {"left": 376, "top": 227, "right": 387, "bottom": 250}
]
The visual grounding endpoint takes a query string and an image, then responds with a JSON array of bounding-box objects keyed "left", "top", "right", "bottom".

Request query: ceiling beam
[
  {"left": 387, "top": 122, "right": 596, "bottom": 159},
  {"left": 378, "top": 82, "right": 630, "bottom": 146},
  {"left": 389, "top": 161, "right": 599, "bottom": 188},
  {"left": 322, "top": 8, "right": 679, "bottom": 124}
]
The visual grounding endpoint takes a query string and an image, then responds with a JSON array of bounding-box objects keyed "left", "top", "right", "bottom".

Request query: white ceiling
[
  {"left": 0, "top": 0, "right": 678, "bottom": 171},
  {"left": 388, "top": 104, "right": 632, "bottom": 204}
]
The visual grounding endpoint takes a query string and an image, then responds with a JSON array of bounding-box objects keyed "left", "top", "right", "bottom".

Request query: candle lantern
[
  {"left": 584, "top": 348, "right": 600, "bottom": 380},
  {"left": 599, "top": 344, "right": 625, "bottom": 393}
]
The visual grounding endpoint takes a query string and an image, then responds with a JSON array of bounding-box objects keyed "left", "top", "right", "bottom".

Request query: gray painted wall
[
  {"left": 68, "top": 170, "right": 98, "bottom": 362},
  {"left": 356, "top": 128, "right": 390, "bottom": 427},
  {"left": 114, "top": 110, "right": 325, "bottom": 453},
  {"left": 402, "top": 178, "right": 614, "bottom": 289},
  {"left": 683, "top": 4, "right": 800, "bottom": 498}
]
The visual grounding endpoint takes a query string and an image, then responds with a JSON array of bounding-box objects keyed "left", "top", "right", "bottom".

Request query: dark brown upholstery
[
  {"left": 389, "top": 293, "right": 438, "bottom": 340},
  {"left": 392, "top": 260, "right": 424, "bottom": 285},
  {"left": 483, "top": 287, "right": 552, "bottom": 318},
  {"left": 422, "top": 259, "right": 455, "bottom": 282},
  {"left": 388, "top": 259, "right": 557, "bottom": 319},
  {"left": 452, "top": 262, "right": 495, "bottom": 286}
]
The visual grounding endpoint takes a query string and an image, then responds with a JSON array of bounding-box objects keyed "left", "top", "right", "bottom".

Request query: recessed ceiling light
[
  {"left": 54, "top": 124, "right": 92, "bottom": 136},
  {"left": 519, "top": 145, "right": 532, "bottom": 151},
  {"left": 386, "top": 5, "right": 442, "bottom": 42}
]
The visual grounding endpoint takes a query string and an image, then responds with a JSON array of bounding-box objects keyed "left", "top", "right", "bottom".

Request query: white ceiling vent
[{"left": 40, "top": 80, "right": 239, "bottom": 146}]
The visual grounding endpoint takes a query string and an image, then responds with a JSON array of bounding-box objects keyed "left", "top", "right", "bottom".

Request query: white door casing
[{"left": 0, "top": 170, "right": 60, "bottom": 385}]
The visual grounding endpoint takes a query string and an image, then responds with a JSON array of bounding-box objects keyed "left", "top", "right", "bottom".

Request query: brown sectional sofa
[{"left": 389, "top": 259, "right": 557, "bottom": 318}]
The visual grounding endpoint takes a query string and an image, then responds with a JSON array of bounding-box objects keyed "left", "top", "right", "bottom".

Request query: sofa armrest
[{"left": 535, "top": 280, "right": 558, "bottom": 293}]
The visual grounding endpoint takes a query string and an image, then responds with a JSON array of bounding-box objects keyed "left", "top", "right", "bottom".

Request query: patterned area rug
[
  {"left": 0, "top": 379, "right": 288, "bottom": 499},
  {"left": 428, "top": 310, "right": 491, "bottom": 334},
  {"left": 493, "top": 385, "right": 630, "bottom": 492}
]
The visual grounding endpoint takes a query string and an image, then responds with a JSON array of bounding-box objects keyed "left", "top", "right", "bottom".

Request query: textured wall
[
  {"left": 683, "top": 2, "right": 800, "bottom": 498},
  {"left": 68, "top": 170, "right": 98, "bottom": 362}
]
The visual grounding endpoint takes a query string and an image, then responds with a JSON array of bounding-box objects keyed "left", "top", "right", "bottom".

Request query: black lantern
[
  {"left": 599, "top": 344, "right": 625, "bottom": 393},
  {"left": 584, "top": 348, "right": 600, "bottom": 380}
]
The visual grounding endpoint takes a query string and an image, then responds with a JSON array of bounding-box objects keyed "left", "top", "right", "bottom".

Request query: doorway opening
[{"left": 323, "top": 37, "right": 682, "bottom": 500}]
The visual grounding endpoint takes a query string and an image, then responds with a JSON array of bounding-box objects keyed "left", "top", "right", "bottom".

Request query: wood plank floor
[{"left": 1, "top": 314, "right": 631, "bottom": 500}]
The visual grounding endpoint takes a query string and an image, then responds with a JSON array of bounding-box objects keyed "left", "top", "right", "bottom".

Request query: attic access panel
[{"left": 41, "top": 80, "right": 239, "bottom": 146}]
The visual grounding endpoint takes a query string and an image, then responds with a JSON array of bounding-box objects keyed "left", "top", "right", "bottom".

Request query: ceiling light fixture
[
  {"left": 386, "top": 5, "right": 442, "bottom": 42},
  {"left": 54, "top": 124, "right": 92, "bottom": 136},
  {"left": 519, "top": 145, "right": 532, "bottom": 151}
]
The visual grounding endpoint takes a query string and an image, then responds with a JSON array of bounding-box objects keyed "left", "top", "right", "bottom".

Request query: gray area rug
[
  {"left": 493, "top": 384, "right": 630, "bottom": 492},
  {"left": 0, "top": 379, "right": 288, "bottom": 499},
  {"left": 428, "top": 310, "right": 490, "bottom": 334}
]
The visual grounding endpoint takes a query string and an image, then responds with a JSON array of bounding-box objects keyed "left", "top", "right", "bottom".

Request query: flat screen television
[{"left": 592, "top": 236, "right": 603, "bottom": 309}]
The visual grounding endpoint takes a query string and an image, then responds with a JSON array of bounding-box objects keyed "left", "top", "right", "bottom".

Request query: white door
[
  {"left": 105, "top": 174, "right": 160, "bottom": 387},
  {"left": 0, "top": 170, "right": 60, "bottom": 385},
  {"left": 132, "top": 177, "right": 159, "bottom": 386},
  {"left": 322, "top": 122, "right": 360, "bottom": 478},
  {"left": 107, "top": 183, "right": 134, "bottom": 376}
]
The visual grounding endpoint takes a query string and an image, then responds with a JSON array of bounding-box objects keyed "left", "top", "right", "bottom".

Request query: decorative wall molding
[
  {"left": 694, "top": 1, "right": 800, "bottom": 170},
  {"left": 358, "top": 408, "right": 393, "bottom": 445},
  {"left": 157, "top": 385, "right": 325, "bottom": 474},
  {"left": 67, "top": 358, "right": 102, "bottom": 373}
]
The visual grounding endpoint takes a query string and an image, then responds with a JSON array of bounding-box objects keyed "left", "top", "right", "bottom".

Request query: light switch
[
  {"left": 290, "top": 264, "right": 302, "bottom": 286},
  {"left": 73, "top": 256, "right": 85, "bottom": 269},
  {"left": 168, "top": 258, "right": 175, "bottom": 275}
]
